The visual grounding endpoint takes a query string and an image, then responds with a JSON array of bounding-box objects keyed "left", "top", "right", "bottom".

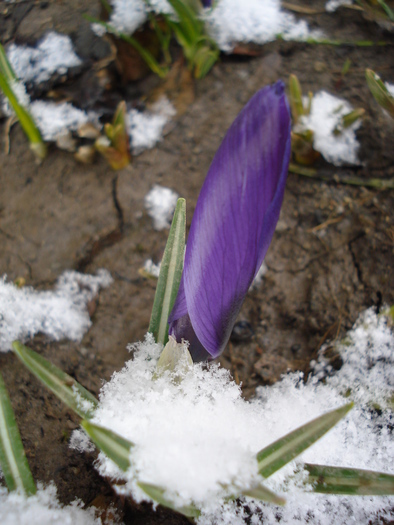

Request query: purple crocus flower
[{"left": 169, "top": 81, "right": 291, "bottom": 362}]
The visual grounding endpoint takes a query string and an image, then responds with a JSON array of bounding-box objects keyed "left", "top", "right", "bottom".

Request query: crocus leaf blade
[
  {"left": 0, "top": 72, "right": 46, "bottom": 159},
  {"left": 137, "top": 482, "right": 201, "bottom": 517},
  {"left": 242, "top": 483, "right": 286, "bottom": 506},
  {"left": 0, "top": 43, "right": 17, "bottom": 81},
  {"left": 149, "top": 198, "right": 186, "bottom": 346},
  {"left": 257, "top": 403, "right": 353, "bottom": 478},
  {"left": 0, "top": 372, "right": 36, "bottom": 495},
  {"left": 170, "top": 82, "right": 291, "bottom": 359},
  {"left": 12, "top": 341, "right": 98, "bottom": 419},
  {"left": 81, "top": 421, "right": 133, "bottom": 472},
  {"left": 305, "top": 464, "right": 394, "bottom": 496},
  {"left": 365, "top": 68, "right": 394, "bottom": 118},
  {"left": 289, "top": 74, "right": 304, "bottom": 124}
]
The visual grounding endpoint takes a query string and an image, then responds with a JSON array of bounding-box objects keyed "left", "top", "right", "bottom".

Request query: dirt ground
[{"left": 0, "top": 1, "right": 393, "bottom": 523}]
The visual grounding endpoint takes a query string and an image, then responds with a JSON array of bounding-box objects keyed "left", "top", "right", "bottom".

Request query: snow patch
[
  {"left": 97, "top": 0, "right": 320, "bottom": 52},
  {"left": 203, "top": 0, "right": 322, "bottom": 52},
  {"left": 144, "top": 185, "right": 178, "bottom": 230},
  {"left": 69, "top": 429, "right": 95, "bottom": 453},
  {"left": 298, "top": 90, "right": 362, "bottom": 166},
  {"left": 108, "top": 0, "right": 173, "bottom": 36},
  {"left": 142, "top": 259, "right": 161, "bottom": 278},
  {"left": 0, "top": 484, "right": 104, "bottom": 525},
  {"left": 86, "top": 309, "right": 393, "bottom": 522},
  {"left": 7, "top": 32, "right": 82, "bottom": 85},
  {"left": 128, "top": 98, "right": 176, "bottom": 155},
  {"left": 325, "top": 0, "right": 353, "bottom": 12},
  {"left": 386, "top": 82, "right": 394, "bottom": 97},
  {"left": 30, "top": 101, "right": 94, "bottom": 142},
  {"left": 0, "top": 270, "right": 112, "bottom": 352}
]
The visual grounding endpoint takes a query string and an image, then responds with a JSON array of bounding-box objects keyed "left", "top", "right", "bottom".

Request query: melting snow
[
  {"left": 298, "top": 90, "right": 362, "bottom": 166},
  {"left": 386, "top": 82, "right": 394, "bottom": 97},
  {"left": 144, "top": 185, "right": 179, "bottom": 230},
  {"left": 142, "top": 259, "right": 161, "bottom": 278},
  {"left": 7, "top": 32, "right": 82, "bottom": 85},
  {"left": 325, "top": 0, "right": 353, "bottom": 12},
  {"left": 0, "top": 484, "right": 116, "bottom": 525},
  {"left": 97, "top": 0, "right": 321, "bottom": 52},
  {"left": 106, "top": 0, "right": 173, "bottom": 36},
  {"left": 30, "top": 101, "right": 94, "bottom": 141},
  {"left": 0, "top": 270, "right": 112, "bottom": 352},
  {"left": 128, "top": 98, "right": 176, "bottom": 155},
  {"left": 77, "top": 308, "right": 393, "bottom": 523},
  {"left": 204, "top": 0, "right": 321, "bottom": 52}
]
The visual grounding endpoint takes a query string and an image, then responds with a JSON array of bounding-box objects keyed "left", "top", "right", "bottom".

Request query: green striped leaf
[
  {"left": 12, "top": 341, "right": 98, "bottom": 419},
  {"left": 289, "top": 74, "right": 305, "bottom": 124},
  {"left": 305, "top": 464, "right": 394, "bottom": 496},
  {"left": 257, "top": 403, "right": 353, "bottom": 478},
  {"left": 149, "top": 198, "right": 186, "bottom": 346},
  {"left": 242, "top": 483, "right": 286, "bottom": 506},
  {"left": 0, "top": 43, "right": 17, "bottom": 81},
  {"left": 137, "top": 481, "right": 201, "bottom": 518},
  {"left": 81, "top": 421, "right": 133, "bottom": 472},
  {"left": 366, "top": 68, "right": 394, "bottom": 118},
  {"left": 0, "top": 373, "right": 36, "bottom": 495}
]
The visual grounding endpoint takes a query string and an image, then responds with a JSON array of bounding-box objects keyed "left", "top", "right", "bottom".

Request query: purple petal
[{"left": 170, "top": 81, "right": 291, "bottom": 360}]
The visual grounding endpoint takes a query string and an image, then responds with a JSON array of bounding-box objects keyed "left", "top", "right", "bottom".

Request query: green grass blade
[
  {"left": 0, "top": 373, "right": 36, "bottom": 495},
  {"left": 257, "top": 403, "right": 353, "bottom": 478},
  {"left": 81, "top": 421, "right": 133, "bottom": 472},
  {"left": 242, "top": 483, "right": 286, "bottom": 506},
  {"left": 137, "top": 481, "right": 201, "bottom": 517},
  {"left": 289, "top": 74, "right": 304, "bottom": 124},
  {"left": 0, "top": 73, "right": 46, "bottom": 159},
  {"left": 148, "top": 198, "right": 186, "bottom": 346},
  {"left": 366, "top": 68, "right": 394, "bottom": 118},
  {"left": 167, "top": 0, "right": 201, "bottom": 42},
  {"left": 305, "top": 464, "right": 394, "bottom": 495},
  {"left": 193, "top": 45, "right": 219, "bottom": 79},
  {"left": 0, "top": 43, "right": 17, "bottom": 81},
  {"left": 376, "top": 0, "right": 394, "bottom": 21},
  {"left": 0, "top": 44, "right": 46, "bottom": 159},
  {"left": 12, "top": 341, "right": 98, "bottom": 419}
]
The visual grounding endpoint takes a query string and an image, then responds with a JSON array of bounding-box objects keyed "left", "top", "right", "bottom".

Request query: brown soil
[{"left": 0, "top": 1, "right": 393, "bottom": 523}]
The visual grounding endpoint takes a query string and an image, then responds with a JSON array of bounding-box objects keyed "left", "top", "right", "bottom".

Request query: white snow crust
[
  {"left": 298, "top": 90, "right": 361, "bottom": 166},
  {"left": 0, "top": 484, "right": 103, "bottom": 525},
  {"left": 83, "top": 308, "right": 393, "bottom": 523},
  {"left": 325, "top": 0, "right": 353, "bottom": 12},
  {"left": 30, "top": 101, "right": 92, "bottom": 141},
  {"left": 1, "top": 84, "right": 97, "bottom": 143},
  {"left": 144, "top": 185, "right": 179, "bottom": 230},
  {"left": 128, "top": 98, "right": 176, "bottom": 154},
  {"left": 142, "top": 259, "right": 161, "bottom": 278},
  {"left": 108, "top": 0, "right": 173, "bottom": 36},
  {"left": 98, "top": 0, "right": 320, "bottom": 51},
  {"left": 204, "top": 0, "right": 321, "bottom": 51},
  {"left": 386, "top": 82, "right": 394, "bottom": 97},
  {"left": 7, "top": 32, "right": 82, "bottom": 85},
  {"left": 0, "top": 270, "right": 112, "bottom": 352}
]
